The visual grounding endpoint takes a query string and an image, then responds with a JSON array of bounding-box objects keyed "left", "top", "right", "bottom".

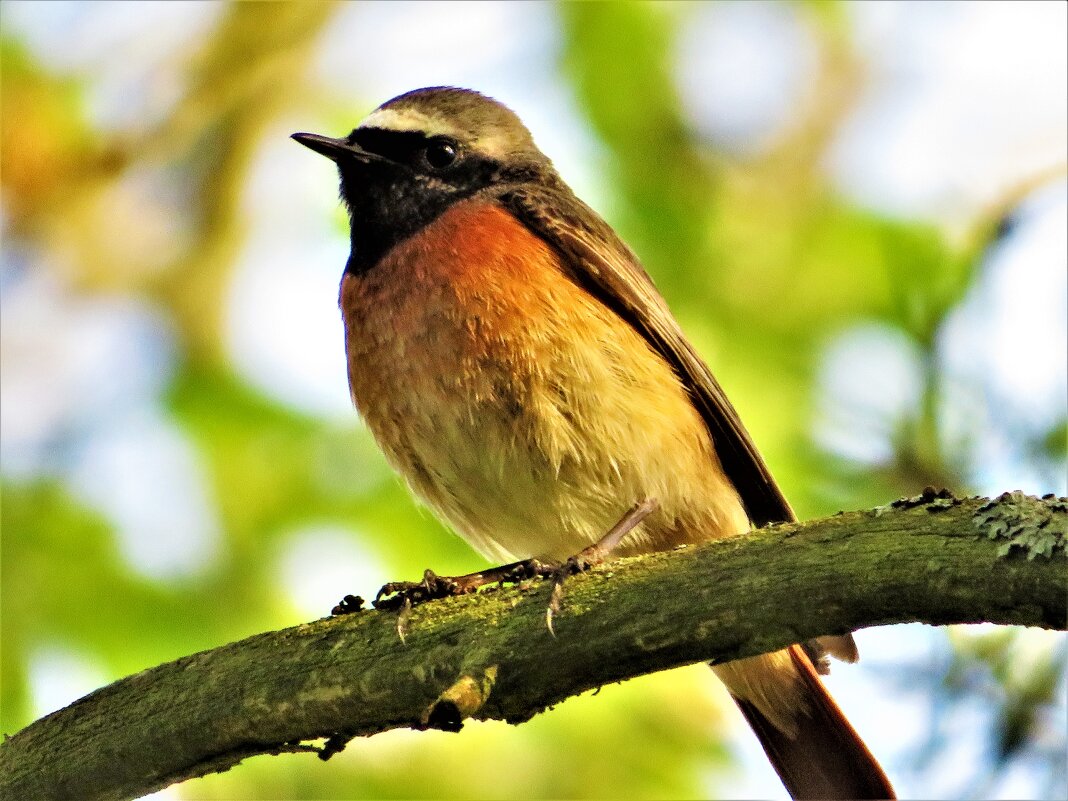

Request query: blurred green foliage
[{"left": 1, "top": 2, "right": 1064, "bottom": 799}]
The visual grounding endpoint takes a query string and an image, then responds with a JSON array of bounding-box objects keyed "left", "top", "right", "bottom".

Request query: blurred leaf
[
  {"left": 0, "top": 480, "right": 225, "bottom": 733},
  {"left": 1041, "top": 419, "right": 1068, "bottom": 461},
  {"left": 557, "top": 1, "right": 720, "bottom": 297},
  {"left": 0, "top": 38, "right": 109, "bottom": 228}
]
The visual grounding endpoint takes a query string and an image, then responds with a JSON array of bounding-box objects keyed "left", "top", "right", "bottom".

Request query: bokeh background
[{"left": 2, "top": 1, "right": 1065, "bottom": 799}]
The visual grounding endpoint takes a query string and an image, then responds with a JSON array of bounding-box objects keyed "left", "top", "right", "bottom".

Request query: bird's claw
[{"left": 371, "top": 569, "right": 469, "bottom": 611}]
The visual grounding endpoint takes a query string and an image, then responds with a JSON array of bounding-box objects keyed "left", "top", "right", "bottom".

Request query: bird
[{"left": 292, "top": 86, "right": 895, "bottom": 800}]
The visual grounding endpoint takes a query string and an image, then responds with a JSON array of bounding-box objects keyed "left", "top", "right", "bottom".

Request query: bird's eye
[{"left": 424, "top": 138, "right": 458, "bottom": 169}]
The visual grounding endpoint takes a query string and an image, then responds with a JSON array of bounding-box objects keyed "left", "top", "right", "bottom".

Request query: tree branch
[{"left": 3, "top": 491, "right": 1065, "bottom": 801}]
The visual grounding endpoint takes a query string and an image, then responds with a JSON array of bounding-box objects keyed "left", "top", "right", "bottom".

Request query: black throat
[
  {"left": 338, "top": 156, "right": 499, "bottom": 276},
  {"left": 336, "top": 128, "right": 551, "bottom": 276}
]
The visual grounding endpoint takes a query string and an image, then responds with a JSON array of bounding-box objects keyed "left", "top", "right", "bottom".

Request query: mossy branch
[{"left": 2, "top": 491, "right": 1065, "bottom": 801}]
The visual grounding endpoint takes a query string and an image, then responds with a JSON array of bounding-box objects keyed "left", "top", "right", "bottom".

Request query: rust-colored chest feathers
[{"left": 340, "top": 200, "right": 747, "bottom": 561}]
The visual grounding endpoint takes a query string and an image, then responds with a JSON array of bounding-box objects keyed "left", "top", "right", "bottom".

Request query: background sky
[{"left": 2, "top": 2, "right": 1065, "bottom": 799}]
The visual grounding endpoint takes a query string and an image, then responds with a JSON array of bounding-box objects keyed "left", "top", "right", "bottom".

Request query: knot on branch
[{"left": 421, "top": 666, "right": 499, "bottom": 732}]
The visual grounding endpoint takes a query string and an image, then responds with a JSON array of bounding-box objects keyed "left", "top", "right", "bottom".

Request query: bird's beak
[{"left": 290, "top": 132, "right": 380, "bottom": 163}]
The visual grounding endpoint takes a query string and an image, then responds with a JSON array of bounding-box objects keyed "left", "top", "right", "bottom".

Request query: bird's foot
[
  {"left": 543, "top": 498, "right": 658, "bottom": 634},
  {"left": 360, "top": 559, "right": 552, "bottom": 613},
  {"left": 354, "top": 561, "right": 556, "bottom": 641},
  {"left": 342, "top": 498, "right": 658, "bottom": 634}
]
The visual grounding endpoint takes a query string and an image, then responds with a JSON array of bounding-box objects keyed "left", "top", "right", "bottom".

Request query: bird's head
[{"left": 293, "top": 87, "right": 556, "bottom": 272}]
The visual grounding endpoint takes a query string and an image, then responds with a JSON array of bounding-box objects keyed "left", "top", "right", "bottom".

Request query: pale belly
[{"left": 339, "top": 202, "right": 750, "bottom": 562}]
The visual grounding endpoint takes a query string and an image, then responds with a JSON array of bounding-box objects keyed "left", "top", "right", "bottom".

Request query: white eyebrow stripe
[
  {"left": 355, "top": 105, "right": 519, "bottom": 160},
  {"left": 357, "top": 108, "right": 427, "bottom": 131}
]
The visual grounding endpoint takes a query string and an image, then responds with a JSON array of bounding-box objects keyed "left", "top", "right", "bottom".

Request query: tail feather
[{"left": 729, "top": 646, "right": 895, "bottom": 800}]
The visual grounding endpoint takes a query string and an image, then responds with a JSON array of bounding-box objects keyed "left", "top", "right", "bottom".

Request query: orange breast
[{"left": 339, "top": 200, "right": 748, "bottom": 562}]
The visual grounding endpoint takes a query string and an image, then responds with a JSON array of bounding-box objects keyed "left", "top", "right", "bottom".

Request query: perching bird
[{"left": 293, "top": 86, "right": 895, "bottom": 800}]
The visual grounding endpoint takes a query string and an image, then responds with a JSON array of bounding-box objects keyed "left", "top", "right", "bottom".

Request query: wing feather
[{"left": 498, "top": 184, "right": 794, "bottom": 528}]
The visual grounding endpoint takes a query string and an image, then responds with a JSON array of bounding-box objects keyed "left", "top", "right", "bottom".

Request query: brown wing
[{"left": 498, "top": 183, "right": 794, "bottom": 529}]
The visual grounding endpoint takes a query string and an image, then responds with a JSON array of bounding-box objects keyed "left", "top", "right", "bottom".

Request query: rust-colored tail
[{"left": 730, "top": 646, "right": 895, "bottom": 800}]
